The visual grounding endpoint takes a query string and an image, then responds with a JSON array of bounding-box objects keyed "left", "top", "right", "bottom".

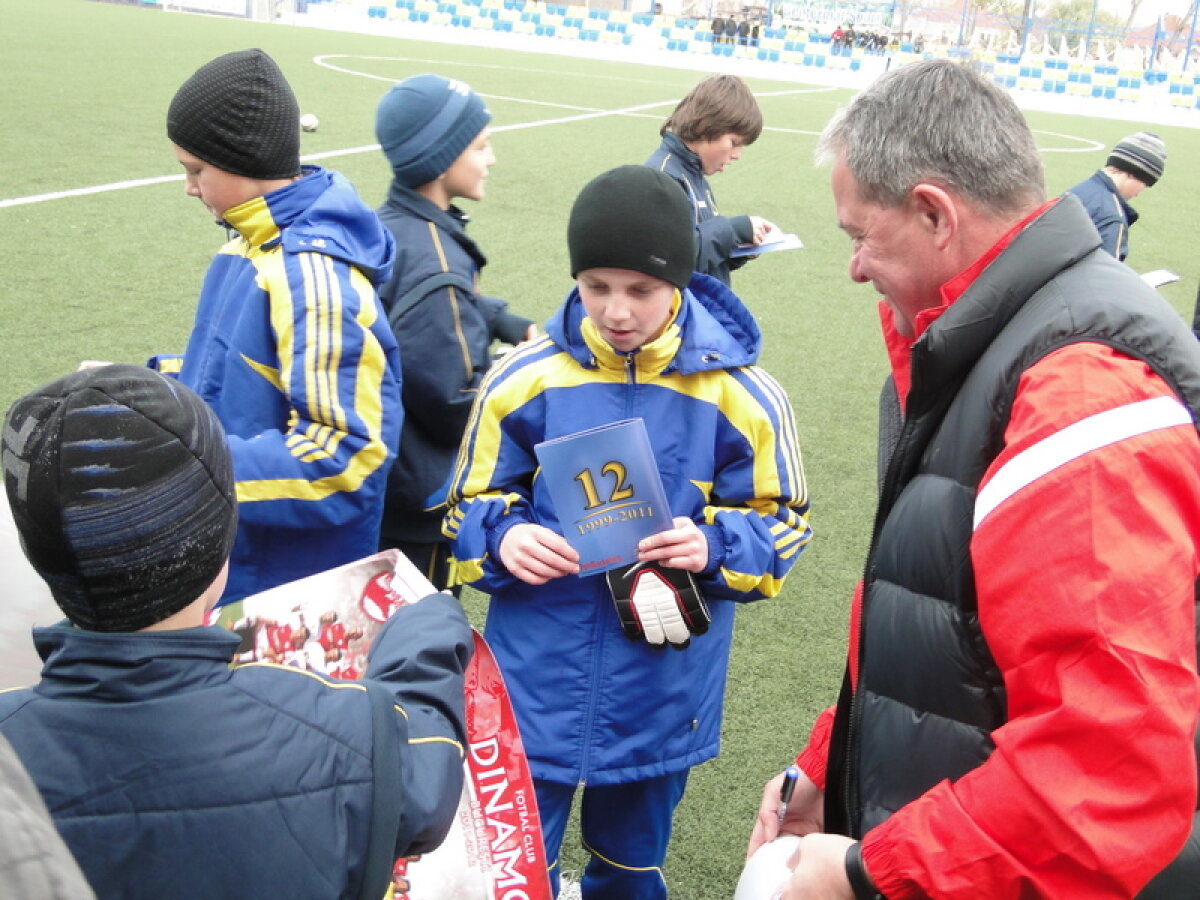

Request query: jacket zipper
[{"left": 579, "top": 351, "right": 639, "bottom": 785}]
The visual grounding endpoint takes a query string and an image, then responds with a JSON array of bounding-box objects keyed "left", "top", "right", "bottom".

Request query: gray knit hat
[
  {"left": 167, "top": 49, "right": 301, "bottom": 180},
  {"left": 568, "top": 166, "right": 697, "bottom": 290},
  {"left": 376, "top": 74, "right": 491, "bottom": 188},
  {"left": 2, "top": 366, "right": 237, "bottom": 632},
  {"left": 1107, "top": 131, "right": 1166, "bottom": 187}
]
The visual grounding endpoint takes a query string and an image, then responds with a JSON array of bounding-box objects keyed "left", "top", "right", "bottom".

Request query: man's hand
[
  {"left": 499, "top": 523, "right": 580, "bottom": 584},
  {"left": 779, "top": 834, "right": 857, "bottom": 900},
  {"left": 749, "top": 216, "right": 778, "bottom": 245},
  {"left": 747, "top": 768, "right": 824, "bottom": 860}
]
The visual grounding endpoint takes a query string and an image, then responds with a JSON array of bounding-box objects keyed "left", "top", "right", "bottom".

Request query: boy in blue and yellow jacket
[
  {"left": 444, "top": 166, "right": 811, "bottom": 899},
  {"left": 158, "top": 49, "right": 401, "bottom": 604}
]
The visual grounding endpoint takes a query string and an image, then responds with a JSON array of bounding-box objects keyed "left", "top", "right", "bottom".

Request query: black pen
[{"left": 777, "top": 765, "right": 799, "bottom": 824}]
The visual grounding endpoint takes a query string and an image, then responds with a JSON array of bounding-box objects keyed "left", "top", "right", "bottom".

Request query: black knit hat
[
  {"left": 568, "top": 166, "right": 697, "bottom": 290},
  {"left": 167, "top": 48, "right": 300, "bottom": 180},
  {"left": 2, "top": 366, "right": 238, "bottom": 632},
  {"left": 1107, "top": 131, "right": 1167, "bottom": 188}
]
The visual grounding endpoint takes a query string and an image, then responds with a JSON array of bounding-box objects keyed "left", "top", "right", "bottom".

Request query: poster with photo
[{"left": 210, "top": 550, "right": 553, "bottom": 900}]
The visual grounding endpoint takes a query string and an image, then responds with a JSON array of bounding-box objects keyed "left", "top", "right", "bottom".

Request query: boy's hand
[
  {"left": 499, "top": 523, "right": 580, "bottom": 584},
  {"left": 637, "top": 516, "right": 708, "bottom": 573},
  {"left": 749, "top": 216, "right": 777, "bottom": 244}
]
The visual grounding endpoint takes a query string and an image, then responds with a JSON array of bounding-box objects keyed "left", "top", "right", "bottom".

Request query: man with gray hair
[{"left": 748, "top": 59, "right": 1200, "bottom": 898}]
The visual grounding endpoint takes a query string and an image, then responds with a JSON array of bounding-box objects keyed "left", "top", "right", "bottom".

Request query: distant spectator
[
  {"left": 711, "top": 14, "right": 724, "bottom": 43},
  {"left": 738, "top": 16, "right": 750, "bottom": 45},
  {"left": 1065, "top": 131, "right": 1167, "bottom": 262}
]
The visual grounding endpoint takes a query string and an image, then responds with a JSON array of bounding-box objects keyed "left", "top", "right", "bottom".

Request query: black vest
[{"left": 824, "top": 198, "right": 1200, "bottom": 872}]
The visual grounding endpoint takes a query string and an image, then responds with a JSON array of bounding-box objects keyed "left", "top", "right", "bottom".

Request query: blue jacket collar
[
  {"left": 1089, "top": 169, "right": 1139, "bottom": 225},
  {"left": 383, "top": 181, "right": 487, "bottom": 269},
  {"left": 32, "top": 622, "right": 240, "bottom": 701},
  {"left": 222, "top": 165, "right": 396, "bottom": 287},
  {"left": 661, "top": 131, "right": 702, "bottom": 177},
  {"left": 545, "top": 272, "right": 760, "bottom": 376}
]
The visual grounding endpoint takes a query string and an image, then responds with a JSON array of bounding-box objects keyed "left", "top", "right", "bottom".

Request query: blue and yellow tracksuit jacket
[
  {"left": 443, "top": 273, "right": 811, "bottom": 785},
  {"left": 157, "top": 167, "right": 402, "bottom": 604}
]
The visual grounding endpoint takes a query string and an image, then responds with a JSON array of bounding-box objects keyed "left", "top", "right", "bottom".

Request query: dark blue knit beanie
[
  {"left": 375, "top": 74, "right": 491, "bottom": 188},
  {"left": 2, "top": 366, "right": 237, "bottom": 632}
]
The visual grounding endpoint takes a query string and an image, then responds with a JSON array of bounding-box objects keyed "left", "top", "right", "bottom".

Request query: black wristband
[{"left": 845, "top": 842, "right": 884, "bottom": 900}]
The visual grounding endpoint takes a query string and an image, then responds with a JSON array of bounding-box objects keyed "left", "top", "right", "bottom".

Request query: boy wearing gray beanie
[
  {"left": 0, "top": 365, "right": 472, "bottom": 900},
  {"left": 373, "top": 73, "right": 536, "bottom": 589},
  {"left": 156, "top": 49, "right": 402, "bottom": 606},
  {"left": 443, "top": 165, "right": 811, "bottom": 899},
  {"left": 1065, "top": 130, "right": 1167, "bottom": 262}
]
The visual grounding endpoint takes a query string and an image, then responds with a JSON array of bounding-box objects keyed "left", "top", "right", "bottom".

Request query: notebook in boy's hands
[
  {"left": 731, "top": 227, "right": 804, "bottom": 259},
  {"left": 534, "top": 417, "right": 673, "bottom": 574},
  {"left": 1141, "top": 269, "right": 1180, "bottom": 289}
]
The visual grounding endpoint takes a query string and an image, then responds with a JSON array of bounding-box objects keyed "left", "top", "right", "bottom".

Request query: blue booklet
[
  {"left": 534, "top": 418, "right": 674, "bottom": 574},
  {"left": 731, "top": 229, "right": 803, "bottom": 259}
]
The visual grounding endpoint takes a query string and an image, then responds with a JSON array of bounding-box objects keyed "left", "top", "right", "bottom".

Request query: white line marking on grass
[
  {"left": 1031, "top": 130, "right": 1105, "bottom": 153},
  {"left": 316, "top": 52, "right": 686, "bottom": 86},
  {"left": 11, "top": 48, "right": 1071, "bottom": 208},
  {"left": 2, "top": 88, "right": 819, "bottom": 208},
  {"left": 0, "top": 176, "right": 183, "bottom": 209}
]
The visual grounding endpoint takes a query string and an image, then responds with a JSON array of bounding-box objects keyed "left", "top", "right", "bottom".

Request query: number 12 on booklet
[{"left": 534, "top": 418, "right": 674, "bottom": 575}]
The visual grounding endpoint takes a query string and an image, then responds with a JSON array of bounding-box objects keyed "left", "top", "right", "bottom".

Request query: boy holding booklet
[
  {"left": 645, "top": 74, "right": 777, "bottom": 285},
  {"left": 443, "top": 165, "right": 811, "bottom": 899}
]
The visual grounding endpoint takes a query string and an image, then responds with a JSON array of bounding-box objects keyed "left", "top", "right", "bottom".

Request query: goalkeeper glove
[{"left": 606, "top": 562, "right": 710, "bottom": 649}]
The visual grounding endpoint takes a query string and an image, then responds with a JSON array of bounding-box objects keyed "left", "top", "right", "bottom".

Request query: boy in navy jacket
[
  {"left": 0, "top": 366, "right": 470, "bottom": 899},
  {"left": 374, "top": 74, "right": 536, "bottom": 589}
]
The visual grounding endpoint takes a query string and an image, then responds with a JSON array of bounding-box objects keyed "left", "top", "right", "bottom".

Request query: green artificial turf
[{"left": 3, "top": 1, "right": 1196, "bottom": 894}]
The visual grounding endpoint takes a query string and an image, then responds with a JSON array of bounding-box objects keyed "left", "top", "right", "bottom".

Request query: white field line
[
  {"left": 0, "top": 80, "right": 831, "bottom": 209},
  {"left": 1, "top": 47, "right": 1099, "bottom": 210}
]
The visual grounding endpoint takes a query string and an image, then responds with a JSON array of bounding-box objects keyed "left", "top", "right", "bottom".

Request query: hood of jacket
[
  {"left": 544, "top": 271, "right": 760, "bottom": 377},
  {"left": 223, "top": 165, "right": 396, "bottom": 287}
]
